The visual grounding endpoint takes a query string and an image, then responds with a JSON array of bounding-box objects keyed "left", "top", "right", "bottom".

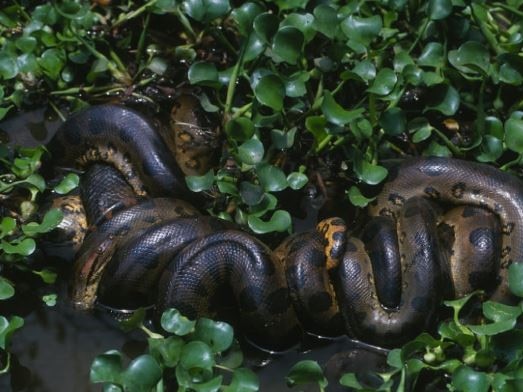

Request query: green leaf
[
  {"left": 238, "top": 138, "right": 264, "bottom": 165},
  {"left": 286, "top": 360, "right": 327, "bottom": 389},
  {"left": 483, "top": 301, "right": 522, "bottom": 322},
  {"left": 186, "top": 170, "right": 215, "bottom": 192},
  {"left": 424, "top": 141, "right": 452, "bottom": 157},
  {"left": 475, "top": 135, "right": 503, "bottom": 163},
  {"left": 351, "top": 60, "right": 376, "bottom": 82},
  {"left": 148, "top": 336, "right": 184, "bottom": 367},
  {"left": 498, "top": 54, "right": 523, "bottom": 85},
  {"left": 239, "top": 182, "right": 264, "bottom": 206},
  {"left": 467, "top": 319, "right": 516, "bottom": 336},
  {"left": 188, "top": 62, "right": 219, "bottom": 86},
  {"left": 0, "top": 53, "right": 19, "bottom": 79},
  {"left": 427, "top": 0, "right": 453, "bottom": 20},
  {"left": 438, "top": 321, "right": 475, "bottom": 346},
  {"left": 257, "top": 164, "right": 287, "bottom": 192},
  {"left": 448, "top": 41, "right": 490, "bottom": 75},
  {"left": 183, "top": 0, "right": 231, "bottom": 22},
  {"left": 339, "top": 373, "right": 363, "bottom": 388},
  {"left": 0, "top": 278, "right": 15, "bottom": 300},
  {"left": 231, "top": 2, "right": 265, "bottom": 36},
  {"left": 33, "top": 268, "right": 57, "bottom": 284},
  {"left": 90, "top": 350, "right": 123, "bottom": 384},
  {"left": 426, "top": 84, "right": 460, "bottom": 115},
  {"left": 367, "top": 68, "right": 397, "bottom": 95},
  {"left": 285, "top": 72, "right": 309, "bottom": 98},
  {"left": 509, "top": 263, "right": 523, "bottom": 297},
  {"left": 180, "top": 341, "right": 215, "bottom": 370},
  {"left": 272, "top": 26, "right": 304, "bottom": 65},
  {"left": 38, "top": 48, "right": 66, "bottom": 80},
  {"left": 254, "top": 74, "right": 285, "bottom": 111},
  {"left": 418, "top": 42, "right": 444, "bottom": 67},
  {"left": 224, "top": 368, "right": 259, "bottom": 391},
  {"left": 341, "top": 15, "right": 382, "bottom": 44},
  {"left": 322, "top": 91, "right": 364, "bottom": 126},
  {"left": 353, "top": 159, "right": 388, "bottom": 185},
  {"left": 253, "top": 12, "right": 279, "bottom": 44},
  {"left": 0, "top": 316, "right": 24, "bottom": 350},
  {"left": 505, "top": 117, "right": 523, "bottom": 154},
  {"left": 22, "top": 209, "right": 63, "bottom": 236},
  {"left": 248, "top": 210, "right": 291, "bottom": 233},
  {"left": 161, "top": 308, "right": 196, "bottom": 336},
  {"left": 1, "top": 238, "right": 36, "bottom": 256},
  {"left": 347, "top": 186, "right": 375, "bottom": 207},
  {"left": 379, "top": 107, "right": 406, "bottom": 135},
  {"left": 287, "top": 172, "right": 308, "bottom": 190},
  {"left": 122, "top": 355, "right": 162, "bottom": 392},
  {"left": 452, "top": 366, "right": 490, "bottom": 392},
  {"left": 16, "top": 36, "right": 37, "bottom": 53},
  {"left": 42, "top": 293, "right": 57, "bottom": 306},
  {"left": 271, "top": 128, "right": 297, "bottom": 149},
  {"left": 225, "top": 118, "right": 255, "bottom": 143},
  {"left": 243, "top": 33, "right": 265, "bottom": 63},
  {"left": 313, "top": 5, "right": 338, "bottom": 39},
  {"left": 192, "top": 318, "right": 234, "bottom": 353},
  {"left": 0, "top": 217, "right": 16, "bottom": 239},
  {"left": 54, "top": 173, "right": 80, "bottom": 194},
  {"left": 282, "top": 13, "right": 316, "bottom": 43}
]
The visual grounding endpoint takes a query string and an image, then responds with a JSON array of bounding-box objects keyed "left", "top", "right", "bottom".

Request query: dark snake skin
[{"left": 47, "top": 104, "right": 522, "bottom": 349}]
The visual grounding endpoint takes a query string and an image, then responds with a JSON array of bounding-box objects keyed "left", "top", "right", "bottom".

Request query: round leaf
[
  {"left": 287, "top": 172, "right": 308, "bottom": 190},
  {"left": 509, "top": 263, "right": 523, "bottom": 298},
  {"left": 238, "top": 138, "right": 264, "bottom": 165},
  {"left": 180, "top": 341, "right": 215, "bottom": 370},
  {"left": 161, "top": 308, "right": 196, "bottom": 336},
  {"left": 186, "top": 170, "right": 215, "bottom": 192},
  {"left": 271, "top": 128, "right": 297, "bottom": 150},
  {"left": 257, "top": 164, "right": 287, "bottom": 192},
  {"left": 475, "top": 135, "right": 503, "bottom": 163},
  {"left": 426, "top": 84, "right": 460, "bottom": 115},
  {"left": 347, "top": 186, "right": 375, "bottom": 207},
  {"left": 254, "top": 74, "right": 285, "bottom": 111},
  {"left": 379, "top": 107, "right": 406, "bottom": 135},
  {"left": 122, "top": 355, "right": 162, "bottom": 391},
  {"left": 313, "top": 5, "right": 338, "bottom": 39},
  {"left": 505, "top": 117, "right": 523, "bottom": 154},
  {"left": 354, "top": 160, "right": 388, "bottom": 185},
  {"left": 341, "top": 15, "right": 382, "bottom": 44},
  {"left": 54, "top": 173, "right": 80, "bottom": 194},
  {"left": 428, "top": 0, "right": 453, "bottom": 20},
  {"left": 225, "top": 118, "right": 255, "bottom": 142},
  {"left": 188, "top": 62, "right": 219, "bottom": 86},
  {"left": 286, "top": 360, "right": 327, "bottom": 389},
  {"left": 418, "top": 42, "right": 444, "bottom": 67},
  {"left": 452, "top": 366, "right": 490, "bottom": 392},
  {"left": 0, "top": 278, "right": 14, "bottom": 300},
  {"left": 367, "top": 68, "right": 397, "bottom": 95},
  {"left": 90, "top": 351, "right": 123, "bottom": 384},
  {"left": 193, "top": 318, "right": 234, "bottom": 353},
  {"left": 448, "top": 41, "right": 490, "bottom": 75},
  {"left": 240, "top": 182, "right": 264, "bottom": 206},
  {"left": 1, "top": 238, "right": 36, "bottom": 256},
  {"left": 253, "top": 12, "right": 279, "bottom": 44},
  {"left": 231, "top": 2, "right": 265, "bottom": 36},
  {"left": 224, "top": 368, "right": 259, "bottom": 392},
  {"left": 272, "top": 26, "right": 304, "bottom": 65},
  {"left": 322, "top": 91, "right": 364, "bottom": 126},
  {"left": 247, "top": 210, "right": 291, "bottom": 233}
]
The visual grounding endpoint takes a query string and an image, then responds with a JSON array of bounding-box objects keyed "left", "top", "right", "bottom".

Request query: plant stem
[
  {"left": 408, "top": 17, "right": 430, "bottom": 54},
  {"left": 471, "top": 4, "right": 503, "bottom": 56},
  {"left": 112, "top": 0, "right": 158, "bottom": 28},
  {"left": 224, "top": 36, "right": 247, "bottom": 123},
  {"left": 140, "top": 324, "right": 164, "bottom": 339},
  {"left": 432, "top": 128, "right": 463, "bottom": 157}
]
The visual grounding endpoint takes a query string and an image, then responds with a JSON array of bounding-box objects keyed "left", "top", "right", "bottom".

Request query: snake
[{"left": 45, "top": 101, "right": 523, "bottom": 350}]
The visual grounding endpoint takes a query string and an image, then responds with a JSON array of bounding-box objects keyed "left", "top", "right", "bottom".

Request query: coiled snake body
[{"left": 47, "top": 103, "right": 523, "bottom": 349}]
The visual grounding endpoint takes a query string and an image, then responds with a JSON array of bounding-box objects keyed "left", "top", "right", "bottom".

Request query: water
[{"left": 0, "top": 108, "right": 387, "bottom": 391}]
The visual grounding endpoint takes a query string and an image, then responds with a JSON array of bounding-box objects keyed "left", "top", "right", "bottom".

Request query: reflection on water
[{"left": 0, "top": 108, "right": 388, "bottom": 391}]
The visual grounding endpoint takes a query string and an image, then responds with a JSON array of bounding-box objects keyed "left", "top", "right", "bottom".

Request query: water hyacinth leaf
[
  {"left": 22, "top": 208, "right": 63, "bottom": 236},
  {"left": 427, "top": 0, "right": 453, "bottom": 20},
  {"left": 367, "top": 68, "right": 397, "bottom": 95},
  {"left": 313, "top": 4, "right": 338, "bottom": 38},
  {"left": 257, "top": 164, "right": 287, "bottom": 192},
  {"left": 54, "top": 173, "right": 80, "bottom": 194},
  {"left": 418, "top": 42, "right": 444, "bottom": 67},
  {"left": 225, "top": 117, "right": 255, "bottom": 142},
  {"left": 505, "top": 117, "right": 523, "bottom": 154},
  {"left": 248, "top": 193, "right": 278, "bottom": 217},
  {"left": 146, "top": 57, "right": 168, "bottom": 75},
  {"left": 198, "top": 93, "right": 219, "bottom": 113},
  {"left": 347, "top": 186, "right": 375, "bottom": 207},
  {"left": 339, "top": 373, "right": 363, "bottom": 388},
  {"left": 508, "top": 263, "right": 523, "bottom": 298},
  {"left": 90, "top": 350, "right": 123, "bottom": 384},
  {"left": 161, "top": 308, "right": 196, "bottom": 335},
  {"left": 42, "top": 294, "right": 57, "bottom": 306},
  {"left": 16, "top": 36, "right": 37, "bottom": 53},
  {"left": 180, "top": 341, "right": 215, "bottom": 370},
  {"left": 379, "top": 107, "right": 406, "bottom": 135},
  {"left": 253, "top": 12, "right": 279, "bottom": 44},
  {"left": 286, "top": 360, "right": 327, "bottom": 389},
  {"left": 0, "top": 278, "right": 14, "bottom": 300},
  {"left": 186, "top": 170, "right": 214, "bottom": 192},
  {"left": 122, "top": 355, "right": 162, "bottom": 391},
  {"left": 475, "top": 135, "right": 503, "bottom": 163},
  {"left": 305, "top": 116, "right": 327, "bottom": 144},
  {"left": 0, "top": 53, "right": 19, "bottom": 79},
  {"left": 451, "top": 366, "right": 490, "bottom": 392},
  {"left": 353, "top": 160, "right": 388, "bottom": 185},
  {"left": 38, "top": 48, "right": 66, "bottom": 80},
  {"left": 149, "top": 336, "right": 184, "bottom": 367},
  {"left": 183, "top": 0, "right": 231, "bottom": 22},
  {"left": 1, "top": 238, "right": 36, "bottom": 256},
  {"left": 498, "top": 54, "right": 523, "bottom": 85},
  {"left": 341, "top": 15, "right": 382, "bottom": 44},
  {"left": 192, "top": 318, "right": 234, "bottom": 353},
  {"left": 285, "top": 72, "right": 309, "bottom": 98},
  {"left": 322, "top": 91, "right": 364, "bottom": 126},
  {"left": 224, "top": 368, "right": 259, "bottom": 392},
  {"left": 422, "top": 71, "right": 444, "bottom": 86},
  {"left": 438, "top": 321, "right": 475, "bottom": 347},
  {"left": 254, "top": 74, "right": 285, "bottom": 111},
  {"left": 448, "top": 41, "right": 490, "bottom": 75},
  {"left": 0, "top": 217, "right": 16, "bottom": 238},
  {"left": 243, "top": 33, "right": 265, "bottom": 63},
  {"left": 426, "top": 84, "right": 460, "bottom": 115},
  {"left": 231, "top": 2, "right": 265, "bottom": 36},
  {"left": 238, "top": 138, "right": 264, "bottom": 165},
  {"left": 424, "top": 141, "right": 452, "bottom": 157},
  {"left": 271, "top": 128, "right": 297, "bottom": 149},
  {"left": 248, "top": 210, "right": 291, "bottom": 233},
  {"left": 0, "top": 316, "right": 23, "bottom": 351},
  {"left": 188, "top": 62, "right": 219, "bottom": 86},
  {"left": 33, "top": 268, "right": 57, "bottom": 284},
  {"left": 216, "top": 181, "right": 238, "bottom": 196},
  {"left": 240, "top": 182, "right": 264, "bottom": 206},
  {"left": 281, "top": 13, "right": 316, "bottom": 43},
  {"left": 351, "top": 60, "right": 376, "bottom": 82},
  {"left": 287, "top": 172, "right": 308, "bottom": 190},
  {"left": 272, "top": 26, "right": 304, "bottom": 65},
  {"left": 393, "top": 51, "right": 414, "bottom": 73},
  {"left": 467, "top": 319, "right": 517, "bottom": 336}
]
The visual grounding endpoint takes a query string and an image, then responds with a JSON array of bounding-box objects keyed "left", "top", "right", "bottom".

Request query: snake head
[{"left": 70, "top": 236, "right": 116, "bottom": 310}]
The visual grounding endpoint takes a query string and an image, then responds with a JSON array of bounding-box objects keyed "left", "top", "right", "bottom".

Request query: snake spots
[
  {"left": 424, "top": 186, "right": 441, "bottom": 199},
  {"left": 388, "top": 193, "right": 405, "bottom": 206},
  {"left": 502, "top": 222, "right": 515, "bottom": 235},
  {"left": 451, "top": 182, "right": 466, "bottom": 199}
]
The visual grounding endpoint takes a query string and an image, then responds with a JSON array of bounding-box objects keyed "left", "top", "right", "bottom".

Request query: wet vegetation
[{"left": 2, "top": 0, "right": 523, "bottom": 390}]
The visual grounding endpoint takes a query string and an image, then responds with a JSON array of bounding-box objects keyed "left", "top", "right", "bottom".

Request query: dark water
[{"left": 0, "top": 109, "right": 387, "bottom": 391}]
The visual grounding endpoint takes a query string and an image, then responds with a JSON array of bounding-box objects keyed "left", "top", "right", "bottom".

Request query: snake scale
[{"left": 46, "top": 100, "right": 523, "bottom": 350}]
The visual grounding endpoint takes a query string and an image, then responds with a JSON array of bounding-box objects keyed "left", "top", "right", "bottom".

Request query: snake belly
[{"left": 48, "top": 104, "right": 523, "bottom": 350}]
